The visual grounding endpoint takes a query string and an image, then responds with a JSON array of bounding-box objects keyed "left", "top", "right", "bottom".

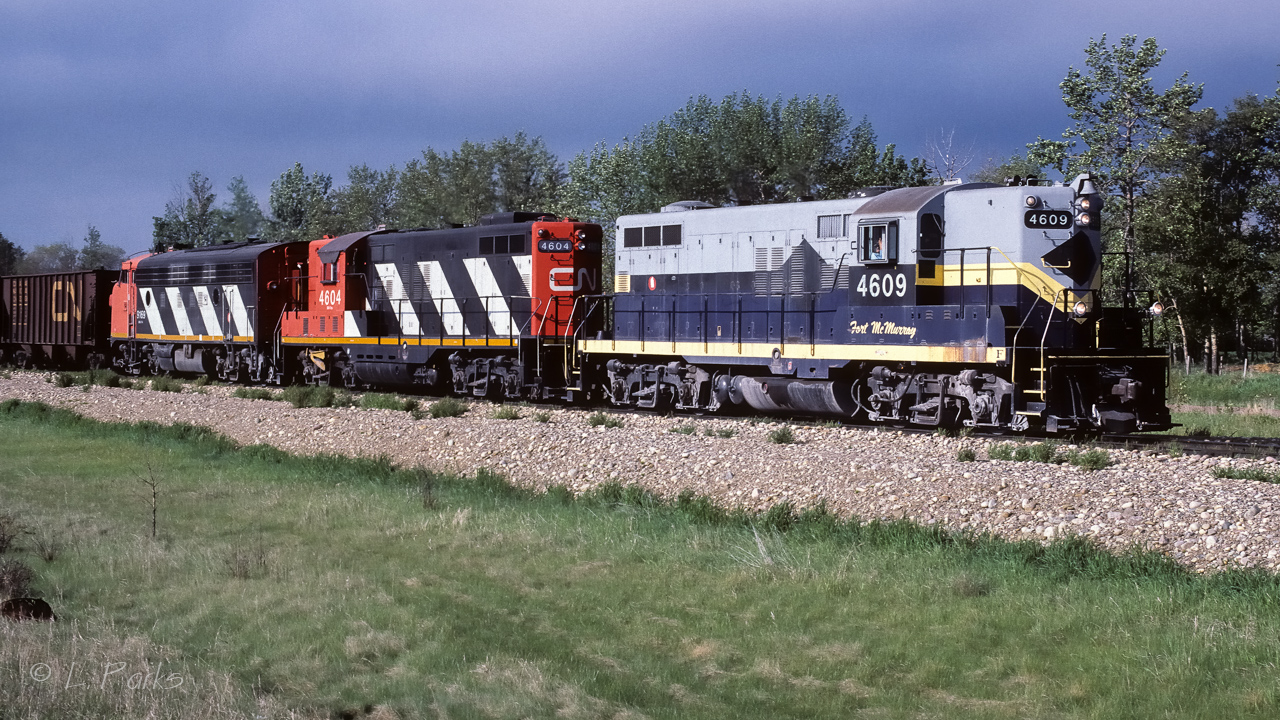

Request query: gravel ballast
[{"left": 4, "top": 372, "right": 1279, "bottom": 575}]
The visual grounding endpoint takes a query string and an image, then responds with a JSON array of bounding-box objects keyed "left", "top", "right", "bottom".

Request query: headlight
[
  {"left": 1025, "top": 195, "right": 1040, "bottom": 208},
  {"left": 1079, "top": 197, "right": 1093, "bottom": 211},
  {"left": 1150, "top": 302, "right": 1164, "bottom": 317},
  {"left": 576, "top": 230, "right": 588, "bottom": 241},
  {"left": 1073, "top": 301, "right": 1088, "bottom": 317},
  {"left": 537, "top": 228, "right": 549, "bottom": 239},
  {"left": 1076, "top": 212, "right": 1091, "bottom": 226}
]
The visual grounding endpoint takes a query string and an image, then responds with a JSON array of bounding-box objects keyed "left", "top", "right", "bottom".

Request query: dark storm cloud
[{"left": 2, "top": 0, "right": 1277, "bottom": 254}]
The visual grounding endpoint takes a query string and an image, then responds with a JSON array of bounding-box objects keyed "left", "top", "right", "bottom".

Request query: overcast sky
[{"left": 3, "top": 0, "right": 1278, "bottom": 256}]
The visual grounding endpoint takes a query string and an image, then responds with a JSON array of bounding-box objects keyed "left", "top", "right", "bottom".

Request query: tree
[
  {"left": 0, "top": 232, "right": 24, "bottom": 276},
  {"left": 924, "top": 128, "right": 976, "bottom": 182},
  {"left": 267, "top": 163, "right": 337, "bottom": 242},
  {"left": 333, "top": 164, "right": 398, "bottom": 234},
  {"left": 393, "top": 134, "right": 566, "bottom": 228},
  {"left": 151, "top": 172, "right": 224, "bottom": 251},
  {"left": 17, "top": 242, "right": 78, "bottom": 273},
  {"left": 76, "top": 225, "right": 124, "bottom": 270},
  {"left": 1027, "top": 35, "right": 1202, "bottom": 264},
  {"left": 219, "top": 176, "right": 265, "bottom": 244},
  {"left": 969, "top": 154, "right": 1045, "bottom": 184},
  {"left": 1136, "top": 92, "right": 1280, "bottom": 371}
]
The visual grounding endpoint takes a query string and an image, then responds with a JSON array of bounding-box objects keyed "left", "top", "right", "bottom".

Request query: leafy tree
[
  {"left": 0, "top": 232, "right": 24, "bottom": 276},
  {"left": 394, "top": 134, "right": 565, "bottom": 228},
  {"left": 76, "top": 225, "right": 124, "bottom": 270},
  {"left": 333, "top": 164, "right": 398, "bottom": 234},
  {"left": 219, "top": 176, "right": 266, "bottom": 244},
  {"left": 151, "top": 172, "right": 224, "bottom": 251},
  {"left": 17, "top": 242, "right": 78, "bottom": 273},
  {"left": 969, "top": 154, "right": 1045, "bottom": 184},
  {"left": 1137, "top": 92, "right": 1280, "bottom": 370},
  {"left": 267, "top": 163, "right": 337, "bottom": 242},
  {"left": 1027, "top": 35, "right": 1202, "bottom": 263}
]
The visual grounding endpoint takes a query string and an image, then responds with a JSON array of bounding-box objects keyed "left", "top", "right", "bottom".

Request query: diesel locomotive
[{"left": 1, "top": 173, "right": 1171, "bottom": 434}]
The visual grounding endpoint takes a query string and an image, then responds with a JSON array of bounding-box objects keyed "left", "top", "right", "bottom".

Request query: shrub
[
  {"left": 706, "top": 427, "right": 736, "bottom": 438},
  {"left": 192, "top": 375, "right": 211, "bottom": 387},
  {"left": 1065, "top": 448, "right": 1112, "bottom": 471},
  {"left": 282, "top": 385, "right": 337, "bottom": 408},
  {"left": 586, "top": 412, "right": 623, "bottom": 428},
  {"left": 101, "top": 373, "right": 123, "bottom": 388},
  {"left": 0, "top": 513, "right": 25, "bottom": 555},
  {"left": 533, "top": 411, "right": 551, "bottom": 423},
  {"left": 988, "top": 443, "right": 1015, "bottom": 461},
  {"left": 429, "top": 397, "right": 468, "bottom": 418},
  {"left": 1014, "top": 442, "right": 1059, "bottom": 464},
  {"left": 956, "top": 447, "right": 977, "bottom": 462},
  {"left": 150, "top": 376, "right": 183, "bottom": 393},
  {"left": 360, "top": 392, "right": 418, "bottom": 412},
  {"left": 53, "top": 373, "right": 73, "bottom": 388},
  {"left": 491, "top": 406, "right": 520, "bottom": 420},
  {"left": 669, "top": 424, "right": 695, "bottom": 435},
  {"left": 0, "top": 558, "right": 34, "bottom": 598},
  {"left": 30, "top": 532, "right": 63, "bottom": 563},
  {"left": 233, "top": 387, "right": 277, "bottom": 401},
  {"left": 1213, "top": 466, "right": 1280, "bottom": 484},
  {"left": 767, "top": 426, "right": 794, "bottom": 444}
]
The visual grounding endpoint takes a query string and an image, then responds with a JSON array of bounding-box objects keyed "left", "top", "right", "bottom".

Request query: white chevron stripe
[
  {"left": 193, "top": 286, "right": 222, "bottom": 337},
  {"left": 140, "top": 287, "right": 166, "bottom": 335},
  {"left": 165, "top": 287, "right": 195, "bottom": 336},
  {"left": 374, "top": 262, "right": 420, "bottom": 335},
  {"left": 424, "top": 261, "right": 464, "bottom": 335},
  {"left": 344, "top": 311, "right": 362, "bottom": 338},
  {"left": 463, "top": 257, "right": 513, "bottom": 336},
  {"left": 223, "top": 284, "right": 252, "bottom": 338},
  {"left": 512, "top": 255, "right": 532, "bottom": 296}
]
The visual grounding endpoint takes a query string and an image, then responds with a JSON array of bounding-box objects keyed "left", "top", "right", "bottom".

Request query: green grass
[
  {"left": 7, "top": 399, "right": 1280, "bottom": 718},
  {"left": 427, "top": 396, "right": 468, "bottom": 418},
  {"left": 1170, "top": 369, "right": 1280, "bottom": 407},
  {"left": 1170, "top": 410, "right": 1280, "bottom": 437},
  {"left": 231, "top": 387, "right": 277, "bottom": 401},
  {"left": 148, "top": 376, "right": 184, "bottom": 393},
  {"left": 988, "top": 442, "right": 1111, "bottom": 471},
  {"left": 533, "top": 410, "right": 552, "bottom": 423},
  {"left": 491, "top": 405, "right": 520, "bottom": 420},
  {"left": 669, "top": 424, "right": 695, "bottom": 435},
  {"left": 358, "top": 392, "right": 419, "bottom": 413},
  {"left": 705, "top": 427, "right": 736, "bottom": 439},
  {"left": 586, "top": 411, "right": 623, "bottom": 428},
  {"left": 767, "top": 426, "right": 795, "bottom": 444},
  {"left": 1214, "top": 466, "right": 1280, "bottom": 484}
]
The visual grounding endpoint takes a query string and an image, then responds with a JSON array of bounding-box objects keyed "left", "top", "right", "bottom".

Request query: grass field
[{"left": 5, "top": 400, "right": 1280, "bottom": 718}]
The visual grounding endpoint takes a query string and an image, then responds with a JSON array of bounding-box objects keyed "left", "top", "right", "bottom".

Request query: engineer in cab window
[{"left": 867, "top": 226, "right": 885, "bottom": 261}]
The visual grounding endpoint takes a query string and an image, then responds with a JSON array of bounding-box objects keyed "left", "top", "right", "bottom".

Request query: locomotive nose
[{"left": 1040, "top": 230, "right": 1098, "bottom": 286}]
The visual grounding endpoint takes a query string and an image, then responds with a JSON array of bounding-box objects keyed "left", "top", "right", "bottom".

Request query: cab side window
[{"left": 858, "top": 221, "right": 898, "bottom": 264}]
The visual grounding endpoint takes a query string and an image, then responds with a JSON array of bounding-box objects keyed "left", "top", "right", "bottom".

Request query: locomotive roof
[{"left": 137, "top": 241, "right": 294, "bottom": 269}]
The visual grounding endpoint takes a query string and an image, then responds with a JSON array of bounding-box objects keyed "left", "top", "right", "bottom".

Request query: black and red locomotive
[{"left": 1, "top": 176, "right": 1172, "bottom": 434}]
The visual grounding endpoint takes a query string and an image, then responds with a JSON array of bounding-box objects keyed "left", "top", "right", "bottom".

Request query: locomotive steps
[{"left": 1, "top": 370, "right": 1278, "bottom": 575}]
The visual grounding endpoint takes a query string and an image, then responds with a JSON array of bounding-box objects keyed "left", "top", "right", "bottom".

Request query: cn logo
[
  {"left": 549, "top": 268, "right": 598, "bottom": 292},
  {"left": 648, "top": 276, "right": 656, "bottom": 291}
]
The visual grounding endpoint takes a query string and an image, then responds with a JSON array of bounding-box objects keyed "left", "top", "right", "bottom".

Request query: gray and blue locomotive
[{"left": 587, "top": 175, "right": 1171, "bottom": 433}]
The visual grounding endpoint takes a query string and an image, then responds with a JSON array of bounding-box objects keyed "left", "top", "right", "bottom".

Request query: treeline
[
  {"left": 148, "top": 92, "right": 928, "bottom": 255},
  {"left": 1014, "top": 35, "right": 1280, "bottom": 373},
  {"left": 0, "top": 227, "right": 124, "bottom": 276}
]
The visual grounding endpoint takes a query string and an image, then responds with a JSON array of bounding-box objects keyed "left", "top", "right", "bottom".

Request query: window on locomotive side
[
  {"left": 858, "top": 221, "right": 898, "bottom": 264},
  {"left": 322, "top": 262, "right": 338, "bottom": 284},
  {"left": 623, "top": 227, "right": 642, "bottom": 248}
]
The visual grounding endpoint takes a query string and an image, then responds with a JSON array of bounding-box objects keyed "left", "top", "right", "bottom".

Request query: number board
[
  {"left": 537, "top": 239, "right": 573, "bottom": 253},
  {"left": 1024, "top": 210, "right": 1074, "bottom": 229},
  {"left": 851, "top": 268, "right": 913, "bottom": 306}
]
